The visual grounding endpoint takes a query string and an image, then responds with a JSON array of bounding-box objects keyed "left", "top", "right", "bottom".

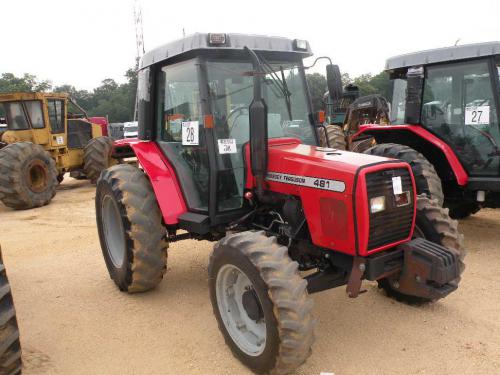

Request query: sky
[{"left": 1, "top": 0, "right": 499, "bottom": 91}]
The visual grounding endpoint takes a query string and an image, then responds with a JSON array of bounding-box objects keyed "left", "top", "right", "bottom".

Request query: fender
[
  {"left": 353, "top": 124, "right": 468, "bottom": 186},
  {"left": 113, "top": 139, "right": 187, "bottom": 225}
]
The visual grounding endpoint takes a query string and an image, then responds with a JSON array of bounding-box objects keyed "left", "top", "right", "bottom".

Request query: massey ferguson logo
[{"left": 266, "top": 172, "right": 345, "bottom": 193}]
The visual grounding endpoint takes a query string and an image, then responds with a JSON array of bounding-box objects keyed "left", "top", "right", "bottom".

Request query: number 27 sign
[{"left": 465, "top": 105, "right": 490, "bottom": 125}]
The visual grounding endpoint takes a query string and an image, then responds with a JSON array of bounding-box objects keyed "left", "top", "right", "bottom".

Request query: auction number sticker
[
  {"left": 392, "top": 176, "right": 403, "bottom": 195},
  {"left": 266, "top": 172, "right": 345, "bottom": 192},
  {"left": 56, "top": 136, "right": 64, "bottom": 145},
  {"left": 182, "top": 121, "right": 199, "bottom": 145},
  {"left": 218, "top": 139, "right": 237, "bottom": 154},
  {"left": 465, "top": 105, "right": 490, "bottom": 125}
]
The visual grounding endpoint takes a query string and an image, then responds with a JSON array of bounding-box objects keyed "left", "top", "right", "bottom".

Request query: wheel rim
[
  {"left": 25, "top": 160, "right": 49, "bottom": 193},
  {"left": 215, "top": 264, "right": 267, "bottom": 356},
  {"left": 101, "top": 195, "right": 126, "bottom": 268}
]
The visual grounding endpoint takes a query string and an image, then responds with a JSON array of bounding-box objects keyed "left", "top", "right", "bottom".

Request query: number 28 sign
[{"left": 182, "top": 121, "right": 199, "bottom": 145}]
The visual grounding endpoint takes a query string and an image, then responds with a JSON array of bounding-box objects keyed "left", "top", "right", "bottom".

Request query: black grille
[{"left": 365, "top": 168, "right": 414, "bottom": 250}]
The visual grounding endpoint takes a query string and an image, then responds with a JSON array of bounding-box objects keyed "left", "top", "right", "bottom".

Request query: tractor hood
[
  {"left": 246, "top": 138, "right": 394, "bottom": 196},
  {"left": 245, "top": 138, "right": 416, "bottom": 256}
]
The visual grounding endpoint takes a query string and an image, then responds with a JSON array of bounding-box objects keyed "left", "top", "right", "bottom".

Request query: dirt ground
[{"left": 1, "top": 177, "right": 499, "bottom": 375}]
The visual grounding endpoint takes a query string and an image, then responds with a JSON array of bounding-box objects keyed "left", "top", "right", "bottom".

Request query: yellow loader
[{"left": 0, "top": 92, "right": 114, "bottom": 209}]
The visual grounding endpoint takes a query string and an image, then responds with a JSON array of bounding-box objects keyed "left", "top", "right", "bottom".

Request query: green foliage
[
  {"left": 306, "top": 73, "right": 326, "bottom": 112},
  {"left": 353, "top": 71, "right": 392, "bottom": 100},
  {"left": 0, "top": 73, "right": 52, "bottom": 93},
  {"left": 0, "top": 64, "right": 138, "bottom": 123},
  {"left": 306, "top": 70, "right": 392, "bottom": 113},
  {"left": 1, "top": 62, "right": 391, "bottom": 123}
]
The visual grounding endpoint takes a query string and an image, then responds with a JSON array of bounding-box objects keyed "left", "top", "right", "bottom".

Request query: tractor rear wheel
[
  {"left": 318, "top": 125, "right": 346, "bottom": 150},
  {"left": 364, "top": 143, "right": 444, "bottom": 206},
  {"left": 0, "top": 142, "right": 58, "bottom": 210},
  {"left": 208, "top": 231, "right": 314, "bottom": 375},
  {"left": 378, "top": 195, "right": 465, "bottom": 304},
  {"left": 96, "top": 164, "right": 168, "bottom": 293},
  {"left": 0, "top": 247, "right": 22, "bottom": 375},
  {"left": 84, "top": 136, "right": 115, "bottom": 184}
]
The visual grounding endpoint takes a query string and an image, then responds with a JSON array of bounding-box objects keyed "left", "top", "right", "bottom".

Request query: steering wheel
[{"left": 226, "top": 105, "right": 248, "bottom": 131}]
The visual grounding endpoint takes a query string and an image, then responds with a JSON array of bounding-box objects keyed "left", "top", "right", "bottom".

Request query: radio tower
[
  {"left": 134, "top": 0, "right": 145, "bottom": 59},
  {"left": 133, "top": 0, "right": 145, "bottom": 121}
]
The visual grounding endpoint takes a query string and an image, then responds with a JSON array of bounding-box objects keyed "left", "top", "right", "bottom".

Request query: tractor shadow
[{"left": 57, "top": 179, "right": 91, "bottom": 191}]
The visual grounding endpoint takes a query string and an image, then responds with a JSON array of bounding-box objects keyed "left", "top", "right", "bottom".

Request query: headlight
[
  {"left": 293, "top": 39, "right": 308, "bottom": 51},
  {"left": 370, "top": 196, "right": 386, "bottom": 213}
]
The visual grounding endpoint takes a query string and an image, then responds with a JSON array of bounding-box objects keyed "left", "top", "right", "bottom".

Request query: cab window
[
  {"left": 422, "top": 60, "right": 500, "bottom": 176},
  {"left": 25, "top": 101, "right": 45, "bottom": 129},
  {"left": 390, "top": 78, "right": 407, "bottom": 124},
  {"left": 47, "top": 99, "right": 65, "bottom": 134},
  {"left": 3, "top": 102, "right": 29, "bottom": 130}
]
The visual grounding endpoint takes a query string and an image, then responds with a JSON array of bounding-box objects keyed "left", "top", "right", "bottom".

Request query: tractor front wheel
[
  {"left": 96, "top": 164, "right": 168, "bottom": 293},
  {"left": 84, "top": 136, "right": 115, "bottom": 184},
  {"left": 378, "top": 195, "right": 465, "bottom": 304},
  {"left": 208, "top": 231, "right": 314, "bottom": 375},
  {"left": 0, "top": 142, "right": 58, "bottom": 210}
]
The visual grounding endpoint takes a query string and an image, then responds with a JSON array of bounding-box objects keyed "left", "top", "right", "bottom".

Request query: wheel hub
[
  {"left": 25, "top": 160, "right": 49, "bottom": 193},
  {"left": 215, "top": 264, "right": 267, "bottom": 356},
  {"left": 242, "top": 288, "right": 263, "bottom": 322}
]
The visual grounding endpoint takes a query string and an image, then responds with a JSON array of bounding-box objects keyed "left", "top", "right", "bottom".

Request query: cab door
[
  {"left": 24, "top": 100, "right": 49, "bottom": 145},
  {"left": 421, "top": 58, "right": 500, "bottom": 177},
  {"left": 46, "top": 98, "right": 67, "bottom": 148}
]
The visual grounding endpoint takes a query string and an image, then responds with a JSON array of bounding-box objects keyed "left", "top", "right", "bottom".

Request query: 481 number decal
[{"left": 266, "top": 172, "right": 345, "bottom": 192}]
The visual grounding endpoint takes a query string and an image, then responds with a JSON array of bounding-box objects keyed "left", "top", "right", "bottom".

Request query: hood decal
[{"left": 266, "top": 171, "right": 345, "bottom": 193}]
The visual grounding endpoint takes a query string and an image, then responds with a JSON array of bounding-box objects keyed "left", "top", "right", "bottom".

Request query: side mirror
[{"left": 326, "top": 64, "right": 343, "bottom": 102}]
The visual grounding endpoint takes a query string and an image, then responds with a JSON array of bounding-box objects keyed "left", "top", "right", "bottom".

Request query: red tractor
[
  {"left": 95, "top": 33, "right": 464, "bottom": 374},
  {"left": 350, "top": 42, "right": 500, "bottom": 218}
]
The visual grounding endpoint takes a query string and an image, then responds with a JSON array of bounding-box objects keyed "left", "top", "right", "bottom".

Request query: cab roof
[
  {"left": 139, "top": 33, "right": 313, "bottom": 69},
  {"left": 0, "top": 92, "right": 69, "bottom": 102},
  {"left": 385, "top": 41, "right": 500, "bottom": 71}
]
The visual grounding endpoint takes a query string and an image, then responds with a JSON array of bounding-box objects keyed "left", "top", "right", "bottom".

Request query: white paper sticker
[
  {"left": 465, "top": 105, "right": 490, "bottom": 125},
  {"left": 56, "top": 136, "right": 64, "bottom": 145},
  {"left": 218, "top": 139, "right": 237, "bottom": 154},
  {"left": 392, "top": 176, "right": 403, "bottom": 195},
  {"left": 181, "top": 121, "right": 199, "bottom": 145}
]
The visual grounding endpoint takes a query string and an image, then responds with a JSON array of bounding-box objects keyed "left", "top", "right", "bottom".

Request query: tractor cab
[
  {"left": 0, "top": 92, "right": 102, "bottom": 150},
  {"left": 131, "top": 33, "right": 340, "bottom": 221},
  {"left": 386, "top": 42, "right": 500, "bottom": 178}
]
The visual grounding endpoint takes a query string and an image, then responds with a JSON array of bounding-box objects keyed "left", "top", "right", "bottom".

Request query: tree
[
  {"left": 306, "top": 73, "right": 327, "bottom": 112},
  {"left": 0, "top": 73, "right": 52, "bottom": 93},
  {"left": 353, "top": 71, "right": 391, "bottom": 100}
]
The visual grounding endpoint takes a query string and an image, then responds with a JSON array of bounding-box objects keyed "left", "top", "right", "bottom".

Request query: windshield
[
  {"left": 206, "top": 59, "right": 314, "bottom": 145},
  {"left": 1, "top": 101, "right": 30, "bottom": 130}
]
